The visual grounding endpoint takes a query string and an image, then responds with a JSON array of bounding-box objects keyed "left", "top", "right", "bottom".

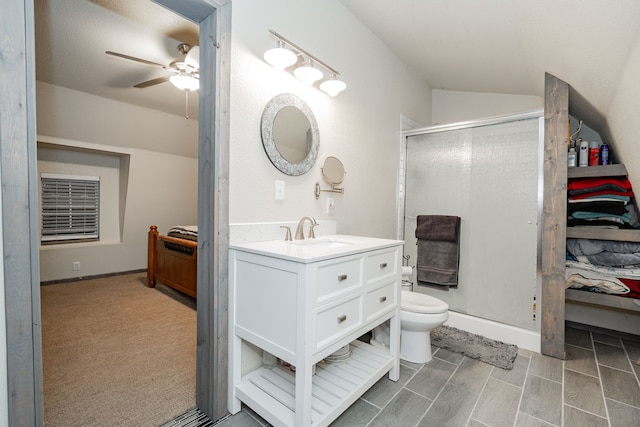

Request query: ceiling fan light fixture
[
  {"left": 264, "top": 40, "right": 297, "bottom": 70},
  {"left": 169, "top": 73, "right": 199, "bottom": 91}
]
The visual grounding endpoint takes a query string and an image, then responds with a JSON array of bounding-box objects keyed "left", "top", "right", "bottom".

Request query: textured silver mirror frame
[{"left": 261, "top": 93, "right": 319, "bottom": 176}]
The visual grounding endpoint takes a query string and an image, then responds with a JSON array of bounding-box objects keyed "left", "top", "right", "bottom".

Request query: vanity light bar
[{"left": 265, "top": 30, "right": 347, "bottom": 96}]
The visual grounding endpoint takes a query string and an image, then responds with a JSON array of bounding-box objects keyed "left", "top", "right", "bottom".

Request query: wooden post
[
  {"left": 540, "top": 73, "right": 569, "bottom": 359},
  {"left": 148, "top": 225, "right": 158, "bottom": 288}
]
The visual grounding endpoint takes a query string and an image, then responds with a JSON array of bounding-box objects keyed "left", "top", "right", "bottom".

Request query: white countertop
[{"left": 229, "top": 234, "right": 404, "bottom": 263}]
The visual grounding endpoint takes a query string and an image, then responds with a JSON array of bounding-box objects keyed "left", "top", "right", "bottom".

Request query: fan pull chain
[{"left": 184, "top": 90, "right": 190, "bottom": 119}]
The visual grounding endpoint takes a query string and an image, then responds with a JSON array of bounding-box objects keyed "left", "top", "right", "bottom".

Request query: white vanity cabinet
[{"left": 228, "top": 235, "right": 402, "bottom": 427}]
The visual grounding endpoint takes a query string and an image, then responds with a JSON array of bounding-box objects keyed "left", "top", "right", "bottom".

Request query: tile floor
[{"left": 213, "top": 326, "right": 640, "bottom": 427}]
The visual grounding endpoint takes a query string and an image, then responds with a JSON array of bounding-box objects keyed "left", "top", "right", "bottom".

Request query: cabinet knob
[
  {"left": 379, "top": 296, "right": 387, "bottom": 303},
  {"left": 380, "top": 262, "right": 388, "bottom": 269},
  {"left": 337, "top": 274, "right": 348, "bottom": 282},
  {"left": 337, "top": 315, "right": 347, "bottom": 323}
]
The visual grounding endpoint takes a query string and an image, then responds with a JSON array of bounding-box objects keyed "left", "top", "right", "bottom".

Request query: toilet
[
  {"left": 400, "top": 289, "right": 449, "bottom": 363},
  {"left": 371, "top": 268, "right": 449, "bottom": 363}
]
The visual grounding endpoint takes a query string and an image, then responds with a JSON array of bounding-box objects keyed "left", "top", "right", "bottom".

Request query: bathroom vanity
[{"left": 228, "top": 235, "right": 403, "bottom": 427}]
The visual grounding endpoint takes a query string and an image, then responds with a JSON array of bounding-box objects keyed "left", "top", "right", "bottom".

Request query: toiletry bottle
[
  {"left": 599, "top": 142, "right": 610, "bottom": 165},
  {"left": 567, "top": 147, "right": 577, "bottom": 167},
  {"left": 578, "top": 138, "right": 589, "bottom": 167},
  {"left": 588, "top": 141, "right": 600, "bottom": 166}
]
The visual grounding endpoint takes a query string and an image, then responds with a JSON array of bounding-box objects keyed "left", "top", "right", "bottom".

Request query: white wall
[
  {"left": 36, "top": 85, "right": 198, "bottom": 282},
  {"left": 229, "top": 0, "right": 432, "bottom": 239},
  {"left": 432, "top": 89, "right": 542, "bottom": 125},
  {"left": 607, "top": 36, "right": 640, "bottom": 191},
  {"left": 37, "top": 82, "right": 198, "bottom": 158}
]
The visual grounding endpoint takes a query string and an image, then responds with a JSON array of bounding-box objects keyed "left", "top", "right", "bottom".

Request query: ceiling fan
[
  {"left": 106, "top": 43, "right": 199, "bottom": 90},
  {"left": 106, "top": 43, "right": 200, "bottom": 118}
]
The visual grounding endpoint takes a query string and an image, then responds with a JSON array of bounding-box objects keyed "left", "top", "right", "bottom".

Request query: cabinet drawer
[
  {"left": 365, "top": 248, "right": 399, "bottom": 285},
  {"left": 365, "top": 282, "right": 397, "bottom": 321},
  {"left": 316, "top": 257, "right": 363, "bottom": 303},
  {"left": 315, "top": 296, "right": 362, "bottom": 351}
]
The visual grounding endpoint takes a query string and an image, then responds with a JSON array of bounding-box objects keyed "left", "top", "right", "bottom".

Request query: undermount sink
[{"left": 289, "top": 238, "right": 352, "bottom": 248}]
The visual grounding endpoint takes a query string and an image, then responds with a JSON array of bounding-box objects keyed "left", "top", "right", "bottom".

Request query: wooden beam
[
  {"left": 540, "top": 73, "right": 569, "bottom": 359},
  {"left": 194, "top": 3, "right": 232, "bottom": 422},
  {"left": 1, "top": 0, "right": 44, "bottom": 425}
]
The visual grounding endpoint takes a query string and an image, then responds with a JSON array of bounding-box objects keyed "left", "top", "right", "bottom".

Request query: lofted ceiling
[
  {"left": 35, "top": 0, "right": 200, "bottom": 119},
  {"left": 36, "top": 0, "right": 640, "bottom": 129},
  {"left": 340, "top": 0, "right": 640, "bottom": 123}
]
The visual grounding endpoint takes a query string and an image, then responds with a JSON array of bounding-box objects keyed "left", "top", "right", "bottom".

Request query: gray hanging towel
[{"left": 415, "top": 215, "right": 461, "bottom": 288}]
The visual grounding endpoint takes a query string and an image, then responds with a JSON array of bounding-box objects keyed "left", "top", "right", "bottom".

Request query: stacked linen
[
  {"left": 167, "top": 225, "right": 198, "bottom": 241},
  {"left": 567, "top": 177, "right": 639, "bottom": 229},
  {"left": 565, "top": 259, "right": 640, "bottom": 299}
]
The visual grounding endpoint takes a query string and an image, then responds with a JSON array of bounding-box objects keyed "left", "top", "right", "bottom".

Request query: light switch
[
  {"left": 275, "top": 180, "right": 285, "bottom": 200},
  {"left": 327, "top": 197, "right": 335, "bottom": 215}
]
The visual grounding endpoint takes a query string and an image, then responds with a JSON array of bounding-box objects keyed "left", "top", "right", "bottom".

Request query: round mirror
[
  {"left": 261, "top": 93, "right": 319, "bottom": 176},
  {"left": 321, "top": 156, "right": 345, "bottom": 185}
]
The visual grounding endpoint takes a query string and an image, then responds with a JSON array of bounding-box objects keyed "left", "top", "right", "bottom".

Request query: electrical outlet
[
  {"left": 72, "top": 261, "right": 81, "bottom": 271},
  {"left": 275, "top": 180, "right": 285, "bottom": 200}
]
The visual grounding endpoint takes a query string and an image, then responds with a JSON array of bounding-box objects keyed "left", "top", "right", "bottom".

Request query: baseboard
[
  {"left": 40, "top": 269, "right": 146, "bottom": 286},
  {"left": 445, "top": 311, "right": 541, "bottom": 353}
]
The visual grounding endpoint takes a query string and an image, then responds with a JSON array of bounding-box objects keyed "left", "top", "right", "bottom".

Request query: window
[{"left": 41, "top": 173, "right": 100, "bottom": 243}]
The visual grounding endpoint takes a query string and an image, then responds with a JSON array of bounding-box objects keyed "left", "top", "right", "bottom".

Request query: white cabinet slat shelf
[{"left": 236, "top": 341, "right": 393, "bottom": 427}]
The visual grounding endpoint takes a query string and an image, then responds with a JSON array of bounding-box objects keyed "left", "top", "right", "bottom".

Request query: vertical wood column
[
  {"left": 541, "top": 73, "right": 569, "bottom": 359},
  {"left": 196, "top": 2, "right": 232, "bottom": 421},
  {"left": 1, "top": 1, "right": 43, "bottom": 425}
]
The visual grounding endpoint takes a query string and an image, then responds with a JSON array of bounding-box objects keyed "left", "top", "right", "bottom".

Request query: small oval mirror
[{"left": 322, "top": 156, "right": 345, "bottom": 185}]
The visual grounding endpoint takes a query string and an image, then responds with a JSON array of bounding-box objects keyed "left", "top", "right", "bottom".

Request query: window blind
[{"left": 41, "top": 173, "right": 100, "bottom": 243}]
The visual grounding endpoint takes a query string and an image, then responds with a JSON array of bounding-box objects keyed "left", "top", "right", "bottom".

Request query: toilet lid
[{"left": 401, "top": 291, "right": 449, "bottom": 314}]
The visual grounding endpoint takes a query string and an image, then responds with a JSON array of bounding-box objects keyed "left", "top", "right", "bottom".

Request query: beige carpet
[{"left": 41, "top": 272, "right": 196, "bottom": 426}]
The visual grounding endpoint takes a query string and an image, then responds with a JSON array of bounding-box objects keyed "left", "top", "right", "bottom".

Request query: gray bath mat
[{"left": 431, "top": 325, "right": 518, "bottom": 370}]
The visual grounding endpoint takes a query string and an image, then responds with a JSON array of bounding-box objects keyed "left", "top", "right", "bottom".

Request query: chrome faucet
[{"left": 294, "top": 216, "right": 318, "bottom": 240}]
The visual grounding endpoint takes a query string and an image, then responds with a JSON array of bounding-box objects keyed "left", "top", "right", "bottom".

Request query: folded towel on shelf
[{"left": 415, "top": 215, "right": 461, "bottom": 288}]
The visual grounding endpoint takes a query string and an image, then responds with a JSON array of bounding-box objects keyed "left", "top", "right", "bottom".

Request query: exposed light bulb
[
  {"left": 264, "top": 41, "right": 297, "bottom": 70},
  {"left": 294, "top": 59, "right": 323, "bottom": 85}
]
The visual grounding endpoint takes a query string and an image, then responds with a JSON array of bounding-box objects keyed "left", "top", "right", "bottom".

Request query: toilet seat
[{"left": 401, "top": 291, "right": 448, "bottom": 314}]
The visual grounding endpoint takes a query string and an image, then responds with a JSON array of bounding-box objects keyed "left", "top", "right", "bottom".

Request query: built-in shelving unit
[
  {"left": 565, "top": 164, "right": 640, "bottom": 313},
  {"left": 542, "top": 73, "right": 640, "bottom": 359}
]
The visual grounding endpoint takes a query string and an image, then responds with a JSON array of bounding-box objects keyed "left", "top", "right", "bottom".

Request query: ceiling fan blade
[
  {"left": 134, "top": 76, "right": 170, "bottom": 88},
  {"left": 106, "top": 51, "right": 166, "bottom": 68}
]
